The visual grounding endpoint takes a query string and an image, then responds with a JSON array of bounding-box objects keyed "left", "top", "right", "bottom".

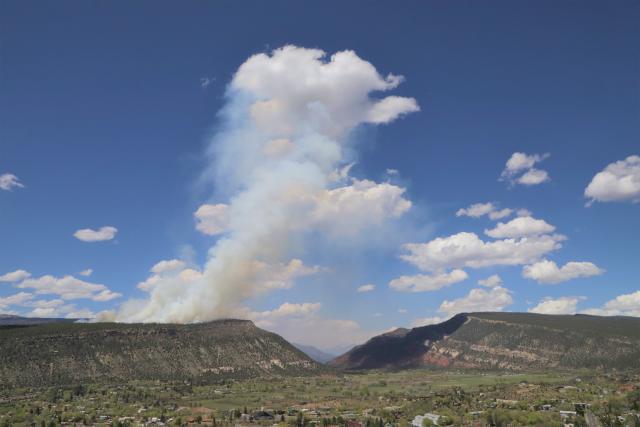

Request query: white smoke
[{"left": 112, "top": 45, "right": 418, "bottom": 323}]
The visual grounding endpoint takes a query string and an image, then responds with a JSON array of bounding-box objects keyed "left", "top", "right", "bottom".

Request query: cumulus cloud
[
  {"left": 0, "top": 269, "right": 31, "bottom": 283},
  {"left": 232, "top": 45, "right": 419, "bottom": 137},
  {"left": 73, "top": 226, "right": 118, "bottom": 242},
  {"left": 400, "top": 232, "right": 564, "bottom": 272},
  {"left": 78, "top": 269, "right": 93, "bottom": 277},
  {"left": 528, "top": 296, "right": 584, "bottom": 315},
  {"left": 438, "top": 286, "right": 513, "bottom": 316},
  {"left": 517, "top": 168, "right": 549, "bottom": 185},
  {"left": 456, "top": 203, "right": 494, "bottom": 218},
  {"left": 23, "top": 299, "right": 95, "bottom": 319},
  {"left": 500, "top": 152, "right": 550, "bottom": 186},
  {"left": 582, "top": 290, "right": 640, "bottom": 317},
  {"left": 16, "top": 275, "right": 121, "bottom": 301},
  {"left": 584, "top": 155, "right": 640, "bottom": 205},
  {"left": 0, "top": 292, "right": 33, "bottom": 310},
  {"left": 365, "top": 96, "right": 420, "bottom": 124},
  {"left": 522, "top": 259, "right": 604, "bottom": 284},
  {"left": 0, "top": 173, "right": 25, "bottom": 191},
  {"left": 357, "top": 284, "right": 375, "bottom": 293},
  {"left": 389, "top": 269, "right": 468, "bottom": 292},
  {"left": 485, "top": 216, "right": 555, "bottom": 239},
  {"left": 478, "top": 274, "right": 503, "bottom": 287},
  {"left": 194, "top": 204, "right": 230, "bottom": 236},
  {"left": 114, "top": 46, "right": 419, "bottom": 323}
]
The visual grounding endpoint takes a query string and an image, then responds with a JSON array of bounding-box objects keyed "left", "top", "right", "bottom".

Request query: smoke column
[{"left": 114, "top": 45, "right": 419, "bottom": 323}]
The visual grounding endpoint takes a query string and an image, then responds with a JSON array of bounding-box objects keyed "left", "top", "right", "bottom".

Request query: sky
[{"left": 1, "top": 1, "right": 639, "bottom": 352}]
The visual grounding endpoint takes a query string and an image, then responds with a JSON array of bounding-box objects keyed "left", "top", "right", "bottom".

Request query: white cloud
[
  {"left": 24, "top": 299, "right": 95, "bottom": 319},
  {"left": 456, "top": 202, "right": 494, "bottom": 218},
  {"left": 73, "top": 226, "right": 117, "bottom": 242},
  {"left": 398, "top": 308, "right": 408, "bottom": 314},
  {"left": 401, "top": 232, "right": 564, "bottom": 272},
  {"left": 438, "top": 286, "right": 513, "bottom": 316},
  {"left": 582, "top": 290, "right": 640, "bottom": 317},
  {"left": 522, "top": 259, "right": 604, "bottom": 284},
  {"left": 478, "top": 274, "right": 503, "bottom": 287},
  {"left": 194, "top": 204, "right": 230, "bottom": 236},
  {"left": 233, "top": 45, "right": 419, "bottom": 137},
  {"left": 253, "top": 302, "right": 322, "bottom": 319},
  {"left": 0, "top": 173, "right": 24, "bottom": 191},
  {"left": 389, "top": 269, "right": 468, "bottom": 292},
  {"left": 411, "top": 316, "right": 445, "bottom": 327},
  {"left": 0, "top": 269, "right": 31, "bottom": 283},
  {"left": 365, "top": 96, "right": 420, "bottom": 124},
  {"left": 456, "top": 202, "right": 513, "bottom": 220},
  {"left": 150, "top": 259, "right": 187, "bottom": 274},
  {"left": 485, "top": 216, "right": 555, "bottom": 239},
  {"left": 584, "top": 155, "right": 640, "bottom": 205},
  {"left": 489, "top": 208, "right": 513, "bottom": 220},
  {"left": 528, "top": 296, "right": 584, "bottom": 315},
  {"left": 0, "top": 292, "right": 33, "bottom": 309},
  {"left": 517, "top": 168, "right": 549, "bottom": 185},
  {"left": 357, "top": 284, "right": 375, "bottom": 293},
  {"left": 78, "top": 269, "right": 93, "bottom": 277},
  {"left": 500, "top": 152, "right": 550, "bottom": 186},
  {"left": 516, "top": 208, "right": 532, "bottom": 217},
  {"left": 16, "top": 275, "right": 121, "bottom": 301},
  {"left": 502, "top": 152, "right": 548, "bottom": 176}
]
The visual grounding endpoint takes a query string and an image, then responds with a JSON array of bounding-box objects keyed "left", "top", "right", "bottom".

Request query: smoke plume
[{"left": 113, "top": 45, "right": 418, "bottom": 323}]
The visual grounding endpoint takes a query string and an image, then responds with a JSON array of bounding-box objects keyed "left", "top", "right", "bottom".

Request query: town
[{"left": 1, "top": 370, "right": 639, "bottom": 427}]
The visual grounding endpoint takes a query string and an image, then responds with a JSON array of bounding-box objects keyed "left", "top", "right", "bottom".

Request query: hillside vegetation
[
  {"left": 0, "top": 319, "right": 322, "bottom": 387},
  {"left": 331, "top": 312, "right": 640, "bottom": 371}
]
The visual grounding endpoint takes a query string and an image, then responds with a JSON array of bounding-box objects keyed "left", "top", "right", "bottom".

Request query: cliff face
[
  {"left": 0, "top": 319, "right": 322, "bottom": 386},
  {"left": 331, "top": 312, "right": 640, "bottom": 371}
]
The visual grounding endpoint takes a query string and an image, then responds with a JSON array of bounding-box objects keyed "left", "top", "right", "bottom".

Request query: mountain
[
  {"left": 293, "top": 342, "right": 336, "bottom": 364},
  {"left": 0, "top": 314, "right": 81, "bottom": 326},
  {"left": 0, "top": 319, "right": 323, "bottom": 387},
  {"left": 331, "top": 312, "right": 640, "bottom": 371}
]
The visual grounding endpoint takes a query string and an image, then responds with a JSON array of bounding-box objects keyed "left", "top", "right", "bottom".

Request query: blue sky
[{"left": 1, "top": 1, "right": 638, "bottom": 350}]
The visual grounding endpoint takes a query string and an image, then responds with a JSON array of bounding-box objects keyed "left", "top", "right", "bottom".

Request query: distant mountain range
[
  {"left": 293, "top": 342, "right": 337, "bottom": 364},
  {"left": 330, "top": 312, "right": 640, "bottom": 371},
  {"left": 3, "top": 311, "right": 640, "bottom": 387},
  {"left": 0, "top": 314, "right": 81, "bottom": 326},
  {"left": 0, "top": 318, "right": 322, "bottom": 387}
]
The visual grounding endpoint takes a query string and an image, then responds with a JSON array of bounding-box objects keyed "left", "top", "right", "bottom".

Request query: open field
[{"left": 1, "top": 369, "right": 639, "bottom": 426}]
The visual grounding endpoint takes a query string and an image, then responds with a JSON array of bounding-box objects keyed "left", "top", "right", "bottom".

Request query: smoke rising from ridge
[{"left": 113, "top": 46, "right": 419, "bottom": 323}]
